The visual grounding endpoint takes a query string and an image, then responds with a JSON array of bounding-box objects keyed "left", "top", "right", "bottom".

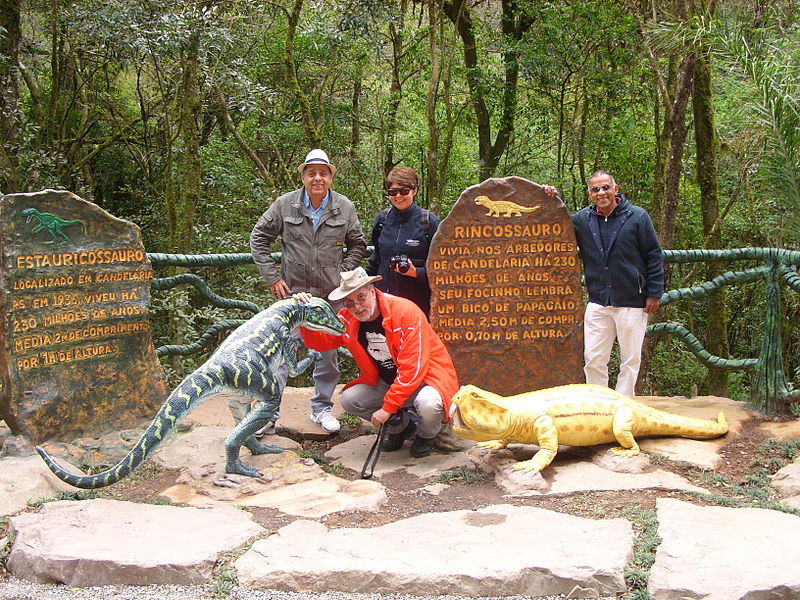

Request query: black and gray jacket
[
  {"left": 250, "top": 188, "right": 366, "bottom": 298},
  {"left": 571, "top": 194, "right": 664, "bottom": 308},
  {"left": 365, "top": 202, "right": 440, "bottom": 317}
]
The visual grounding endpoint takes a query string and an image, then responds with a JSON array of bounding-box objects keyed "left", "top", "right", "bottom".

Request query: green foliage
[
  {"left": 211, "top": 565, "right": 237, "bottom": 599},
  {"left": 338, "top": 413, "right": 364, "bottom": 433},
  {"left": 297, "top": 449, "right": 344, "bottom": 475},
  {"left": 624, "top": 567, "right": 650, "bottom": 589},
  {"left": 758, "top": 438, "right": 800, "bottom": 461},
  {"left": 620, "top": 506, "right": 660, "bottom": 599},
  {"left": 6, "top": 0, "right": 800, "bottom": 400},
  {"left": 622, "top": 589, "right": 652, "bottom": 600},
  {"left": 686, "top": 439, "right": 799, "bottom": 514},
  {"left": 26, "top": 489, "right": 99, "bottom": 508},
  {"left": 436, "top": 467, "right": 490, "bottom": 485}
]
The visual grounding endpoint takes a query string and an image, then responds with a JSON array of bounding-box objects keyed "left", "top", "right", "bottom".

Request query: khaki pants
[
  {"left": 583, "top": 302, "right": 649, "bottom": 397},
  {"left": 341, "top": 381, "right": 444, "bottom": 439}
]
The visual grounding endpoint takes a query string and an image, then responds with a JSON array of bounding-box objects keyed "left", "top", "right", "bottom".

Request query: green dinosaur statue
[
  {"left": 450, "top": 383, "right": 729, "bottom": 473},
  {"left": 21, "top": 207, "right": 87, "bottom": 244},
  {"left": 36, "top": 297, "right": 345, "bottom": 488}
]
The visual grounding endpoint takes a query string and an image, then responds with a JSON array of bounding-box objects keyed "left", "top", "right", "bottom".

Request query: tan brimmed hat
[
  {"left": 328, "top": 267, "right": 382, "bottom": 301},
  {"left": 298, "top": 148, "right": 336, "bottom": 176}
]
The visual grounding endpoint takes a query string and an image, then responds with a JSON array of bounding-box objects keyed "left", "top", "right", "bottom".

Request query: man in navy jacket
[{"left": 571, "top": 171, "right": 664, "bottom": 397}]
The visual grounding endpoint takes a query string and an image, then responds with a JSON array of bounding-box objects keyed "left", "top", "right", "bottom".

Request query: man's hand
[
  {"left": 543, "top": 185, "right": 559, "bottom": 197},
  {"left": 292, "top": 292, "right": 313, "bottom": 303},
  {"left": 269, "top": 279, "right": 291, "bottom": 299},
  {"left": 645, "top": 297, "right": 661, "bottom": 314},
  {"left": 370, "top": 408, "right": 392, "bottom": 427}
]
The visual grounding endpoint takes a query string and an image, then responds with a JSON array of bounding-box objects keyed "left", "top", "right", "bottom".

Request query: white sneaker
[
  {"left": 254, "top": 421, "right": 276, "bottom": 438},
  {"left": 310, "top": 409, "right": 340, "bottom": 433}
]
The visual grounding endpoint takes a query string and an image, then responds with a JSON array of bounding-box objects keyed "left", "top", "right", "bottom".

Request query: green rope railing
[
  {"left": 651, "top": 248, "right": 800, "bottom": 415},
  {"left": 147, "top": 247, "right": 799, "bottom": 416}
]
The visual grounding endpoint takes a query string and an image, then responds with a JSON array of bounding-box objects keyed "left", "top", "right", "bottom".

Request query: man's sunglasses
[
  {"left": 387, "top": 188, "right": 413, "bottom": 196},
  {"left": 589, "top": 184, "right": 613, "bottom": 193}
]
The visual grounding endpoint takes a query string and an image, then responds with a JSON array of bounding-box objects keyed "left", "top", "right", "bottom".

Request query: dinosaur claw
[
  {"left": 225, "top": 459, "right": 263, "bottom": 478},
  {"left": 248, "top": 441, "right": 284, "bottom": 455}
]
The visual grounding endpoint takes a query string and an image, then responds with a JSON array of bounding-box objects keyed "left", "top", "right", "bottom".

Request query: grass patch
[
  {"left": 211, "top": 565, "right": 237, "bottom": 599},
  {"left": 210, "top": 530, "right": 269, "bottom": 598},
  {"left": 653, "top": 438, "right": 799, "bottom": 514},
  {"left": 297, "top": 450, "right": 344, "bottom": 475},
  {"left": 27, "top": 489, "right": 99, "bottom": 508},
  {"left": 436, "top": 467, "right": 490, "bottom": 484},
  {"left": 621, "top": 506, "right": 661, "bottom": 600},
  {"left": 0, "top": 528, "right": 14, "bottom": 576},
  {"left": 338, "top": 413, "right": 363, "bottom": 432}
]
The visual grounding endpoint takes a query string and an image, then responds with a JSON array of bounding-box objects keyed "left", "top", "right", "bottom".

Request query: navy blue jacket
[
  {"left": 571, "top": 195, "right": 664, "bottom": 308},
  {"left": 365, "top": 202, "right": 440, "bottom": 317}
]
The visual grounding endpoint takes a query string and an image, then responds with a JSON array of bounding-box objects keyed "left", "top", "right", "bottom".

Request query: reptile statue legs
[{"left": 610, "top": 405, "right": 641, "bottom": 456}]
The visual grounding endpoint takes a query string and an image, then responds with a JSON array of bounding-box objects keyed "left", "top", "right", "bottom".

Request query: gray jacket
[{"left": 250, "top": 188, "right": 366, "bottom": 298}]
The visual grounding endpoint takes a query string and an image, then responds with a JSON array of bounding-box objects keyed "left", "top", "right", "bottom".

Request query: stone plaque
[
  {"left": 429, "top": 177, "right": 583, "bottom": 395},
  {"left": 0, "top": 190, "right": 167, "bottom": 443}
]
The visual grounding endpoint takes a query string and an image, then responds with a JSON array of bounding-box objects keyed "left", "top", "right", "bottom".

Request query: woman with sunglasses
[{"left": 365, "top": 167, "right": 440, "bottom": 318}]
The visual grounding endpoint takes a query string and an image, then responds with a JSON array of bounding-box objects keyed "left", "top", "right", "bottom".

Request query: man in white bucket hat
[
  {"left": 250, "top": 149, "right": 366, "bottom": 434},
  {"left": 295, "top": 267, "right": 459, "bottom": 458}
]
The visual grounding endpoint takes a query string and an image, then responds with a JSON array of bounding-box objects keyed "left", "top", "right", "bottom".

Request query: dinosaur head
[
  {"left": 299, "top": 297, "right": 346, "bottom": 336},
  {"left": 21, "top": 208, "right": 36, "bottom": 223},
  {"left": 449, "top": 385, "right": 509, "bottom": 441}
]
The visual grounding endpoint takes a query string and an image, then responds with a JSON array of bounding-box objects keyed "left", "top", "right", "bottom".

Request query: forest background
[{"left": 1, "top": 0, "right": 799, "bottom": 403}]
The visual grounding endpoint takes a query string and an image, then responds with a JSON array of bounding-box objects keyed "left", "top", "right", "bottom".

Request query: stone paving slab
[
  {"left": 6, "top": 499, "right": 264, "bottom": 586},
  {"left": 235, "top": 504, "right": 634, "bottom": 597},
  {"left": 151, "top": 425, "right": 388, "bottom": 517},
  {"left": 325, "top": 435, "right": 474, "bottom": 479},
  {"left": 0, "top": 456, "right": 77, "bottom": 517},
  {"left": 649, "top": 498, "right": 800, "bottom": 600}
]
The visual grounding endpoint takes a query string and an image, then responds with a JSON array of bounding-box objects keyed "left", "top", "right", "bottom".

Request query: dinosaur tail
[
  {"left": 36, "top": 366, "right": 222, "bottom": 489},
  {"left": 635, "top": 404, "right": 729, "bottom": 439}
]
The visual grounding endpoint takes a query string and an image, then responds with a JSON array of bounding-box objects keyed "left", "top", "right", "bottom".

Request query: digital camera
[{"left": 389, "top": 254, "right": 410, "bottom": 273}]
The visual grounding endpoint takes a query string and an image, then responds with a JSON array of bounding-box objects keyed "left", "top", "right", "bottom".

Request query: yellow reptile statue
[{"left": 450, "top": 384, "right": 728, "bottom": 473}]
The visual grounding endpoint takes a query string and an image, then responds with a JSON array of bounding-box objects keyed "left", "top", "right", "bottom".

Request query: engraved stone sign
[
  {"left": 0, "top": 190, "right": 167, "bottom": 443},
  {"left": 429, "top": 177, "right": 583, "bottom": 395}
]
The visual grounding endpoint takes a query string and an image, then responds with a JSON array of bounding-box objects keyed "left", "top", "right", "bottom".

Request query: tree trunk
[
  {"left": 442, "top": 0, "right": 530, "bottom": 180},
  {"left": 0, "top": 0, "right": 22, "bottom": 192},
  {"left": 383, "top": 18, "right": 404, "bottom": 177},
  {"left": 694, "top": 45, "right": 729, "bottom": 396},
  {"left": 171, "top": 31, "right": 202, "bottom": 253},
  {"left": 285, "top": 0, "right": 322, "bottom": 147},
  {"left": 425, "top": 0, "right": 441, "bottom": 211}
]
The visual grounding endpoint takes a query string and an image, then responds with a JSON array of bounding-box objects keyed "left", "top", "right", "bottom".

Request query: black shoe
[
  {"left": 381, "top": 420, "right": 417, "bottom": 452},
  {"left": 410, "top": 435, "right": 435, "bottom": 458}
]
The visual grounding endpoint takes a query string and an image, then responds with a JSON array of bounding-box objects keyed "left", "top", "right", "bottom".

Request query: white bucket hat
[
  {"left": 298, "top": 149, "right": 336, "bottom": 176},
  {"left": 328, "top": 267, "right": 382, "bottom": 301}
]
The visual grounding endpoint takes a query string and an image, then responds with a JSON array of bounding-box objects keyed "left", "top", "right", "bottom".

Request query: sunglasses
[
  {"left": 343, "top": 291, "right": 371, "bottom": 309},
  {"left": 589, "top": 184, "right": 613, "bottom": 194},
  {"left": 387, "top": 188, "right": 413, "bottom": 196}
]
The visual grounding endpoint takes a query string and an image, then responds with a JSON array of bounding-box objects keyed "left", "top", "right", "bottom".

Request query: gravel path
[{"left": 0, "top": 578, "right": 613, "bottom": 600}]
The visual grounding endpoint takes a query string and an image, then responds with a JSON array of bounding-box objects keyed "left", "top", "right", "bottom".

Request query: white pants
[
  {"left": 583, "top": 302, "right": 649, "bottom": 397},
  {"left": 341, "top": 381, "right": 444, "bottom": 439}
]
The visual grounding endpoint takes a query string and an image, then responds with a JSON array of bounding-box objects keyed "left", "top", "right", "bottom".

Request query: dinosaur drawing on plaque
[
  {"left": 21, "top": 208, "right": 86, "bottom": 245},
  {"left": 474, "top": 195, "right": 540, "bottom": 218},
  {"left": 36, "top": 297, "right": 345, "bottom": 489},
  {"left": 450, "top": 383, "right": 728, "bottom": 473}
]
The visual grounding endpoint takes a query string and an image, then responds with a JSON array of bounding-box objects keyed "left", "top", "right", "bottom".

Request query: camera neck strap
[{"left": 360, "top": 423, "right": 388, "bottom": 479}]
